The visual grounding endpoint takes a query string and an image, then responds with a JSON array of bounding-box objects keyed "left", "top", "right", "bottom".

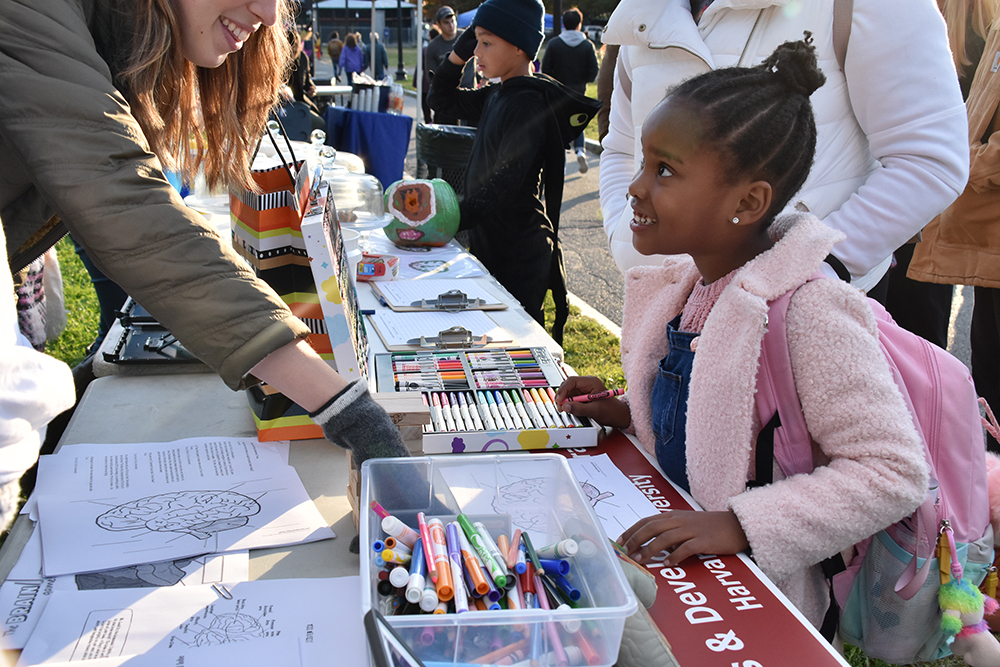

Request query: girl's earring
[{"left": 732, "top": 217, "right": 740, "bottom": 224}]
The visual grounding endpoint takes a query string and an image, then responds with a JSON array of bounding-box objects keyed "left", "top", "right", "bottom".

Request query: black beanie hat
[{"left": 472, "top": 0, "right": 545, "bottom": 59}]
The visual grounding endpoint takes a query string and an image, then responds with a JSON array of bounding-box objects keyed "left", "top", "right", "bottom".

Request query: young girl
[
  {"left": 1, "top": 0, "right": 407, "bottom": 471},
  {"left": 556, "top": 38, "right": 929, "bottom": 629}
]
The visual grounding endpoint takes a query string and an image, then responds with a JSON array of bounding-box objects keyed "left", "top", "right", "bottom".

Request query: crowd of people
[{"left": 3, "top": 0, "right": 1000, "bottom": 660}]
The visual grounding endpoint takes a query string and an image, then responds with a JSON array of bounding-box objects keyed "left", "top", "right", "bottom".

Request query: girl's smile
[{"left": 628, "top": 98, "right": 773, "bottom": 283}]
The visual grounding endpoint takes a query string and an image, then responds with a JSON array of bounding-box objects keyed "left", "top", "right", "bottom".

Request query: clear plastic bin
[{"left": 360, "top": 454, "right": 637, "bottom": 667}]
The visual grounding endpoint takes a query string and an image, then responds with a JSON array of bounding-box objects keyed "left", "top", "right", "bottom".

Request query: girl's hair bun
[{"left": 763, "top": 32, "right": 827, "bottom": 98}]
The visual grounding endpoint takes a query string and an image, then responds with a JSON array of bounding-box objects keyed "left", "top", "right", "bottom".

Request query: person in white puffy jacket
[
  {"left": 599, "top": 0, "right": 969, "bottom": 293},
  {"left": 0, "top": 227, "right": 74, "bottom": 532}
]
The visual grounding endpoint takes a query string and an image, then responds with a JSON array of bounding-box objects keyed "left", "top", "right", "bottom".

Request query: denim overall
[{"left": 651, "top": 317, "right": 698, "bottom": 493}]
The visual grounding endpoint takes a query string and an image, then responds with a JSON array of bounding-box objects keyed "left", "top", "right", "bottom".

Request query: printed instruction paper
[
  {"left": 17, "top": 577, "right": 364, "bottom": 666},
  {"left": 0, "top": 527, "right": 248, "bottom": 650}
]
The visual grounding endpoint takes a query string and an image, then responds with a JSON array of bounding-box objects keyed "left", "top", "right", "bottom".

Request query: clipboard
[
  {"left": 366, "top": 311, "right": 513, "bottom": 351},
  {"left": 369, "top": 279, "right": 507, "bottom": 312}
]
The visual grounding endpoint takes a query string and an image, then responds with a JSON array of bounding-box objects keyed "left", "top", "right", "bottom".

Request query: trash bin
[{"left": 415, "top": 123, "right": 477, "bottom": 200}]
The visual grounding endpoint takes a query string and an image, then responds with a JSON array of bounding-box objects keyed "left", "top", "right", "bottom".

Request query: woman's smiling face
[{"left": 175, "top": 0, "right": 279, "bottom": 67}]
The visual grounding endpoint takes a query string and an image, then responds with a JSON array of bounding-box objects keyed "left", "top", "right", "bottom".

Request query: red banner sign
[{"left": 555, "top": 432, "right": 848, "bottom": 667}]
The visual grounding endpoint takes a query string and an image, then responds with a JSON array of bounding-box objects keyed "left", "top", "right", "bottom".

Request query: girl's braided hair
[{"left": 668, "top": 34, "right": 826, "bottom": 225}]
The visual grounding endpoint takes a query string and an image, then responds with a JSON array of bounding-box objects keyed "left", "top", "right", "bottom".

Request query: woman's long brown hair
[
  {"left": 939, "top": 0, "right": 998, "bottom": 68},
  {"left": 118, "top": 0, "right": 294, "bottom": 191}
]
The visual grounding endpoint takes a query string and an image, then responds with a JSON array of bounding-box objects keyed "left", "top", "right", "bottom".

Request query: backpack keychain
[{"left": 938, "top": 519, "right": 1000, "bottom": 666}]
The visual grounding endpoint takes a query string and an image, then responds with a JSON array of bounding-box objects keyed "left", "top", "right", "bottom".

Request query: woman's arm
[
  {"left": 0, "top": 0, "right": 310, "bottom": 389},
  {"left": 822, "top": 0, "right": 969, "bottom": 285}
]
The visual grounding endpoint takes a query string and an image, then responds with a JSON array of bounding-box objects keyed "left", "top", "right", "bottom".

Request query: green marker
[
  {"left": 521, "top": 531, "right": 544, "bottom": 575},
  {"left": 457, "top": 514, "right": 507, "bottom": 588}
]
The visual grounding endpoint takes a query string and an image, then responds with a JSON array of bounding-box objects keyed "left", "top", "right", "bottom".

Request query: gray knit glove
[{"left": 310, "top": 379, "right": 409, "bottom": 465}]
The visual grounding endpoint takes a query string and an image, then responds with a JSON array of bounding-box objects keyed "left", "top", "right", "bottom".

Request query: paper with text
[{"left": 17, "top": 577, "right": 363, "bottom": 666}]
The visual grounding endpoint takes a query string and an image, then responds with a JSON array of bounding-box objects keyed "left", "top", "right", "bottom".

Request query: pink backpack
[{"left": 754, "top": 275, "right": 993, "bottom": 663}]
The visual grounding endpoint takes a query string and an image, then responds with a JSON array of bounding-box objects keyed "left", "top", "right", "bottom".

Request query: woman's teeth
[
  {"left": 221, "top": 17, "right": 250, "bottom": 42},
  {"left": 632, "top": 213, "right": 655, "bottom": 226}
]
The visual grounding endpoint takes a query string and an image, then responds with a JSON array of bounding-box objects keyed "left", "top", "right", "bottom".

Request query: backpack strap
[{"left": 832, "top": 0, "right": 853, "bottom": 72}]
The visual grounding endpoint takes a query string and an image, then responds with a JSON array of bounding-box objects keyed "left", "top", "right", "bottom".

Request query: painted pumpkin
[{"left": 383, "top": 179, "right": 460, "bottom": 247}]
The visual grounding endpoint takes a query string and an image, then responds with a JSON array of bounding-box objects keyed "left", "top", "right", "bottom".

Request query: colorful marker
[
  {"left": 427, "top": 518, "right": 454, "bottom": 601},
  {"left": 457, "top": 514, "right": 506, "bottom": 588},
  {"left": 369, "top": 500, "right": 391, "bottom": 520},
  {"left": 521, "top": 531, "right": 544, "bottom": 575},
  {"left": 520, "top": 389, "right": 548, "bottom": 429},
  {"left": 381, "top": 514, "right": 420, "bottom": 549},
  {"left": 457, "top": 529, "right": 491, "bottom": 596},
  {"left": 492, "top": 390, "right": 517, "bottom": 430},
  {"left": 445, "top": 522, "right": 469, "bottom": 613},
  {"left": 416, "top": 512, "right": 437, "bottom": 584},
  {"left": 447, "top": 392, "right": 466, "bottom": 431},
  {"left": 405, "top": 537, "right": 427, "bottom": 604},
  {"left": 564, "top": 387, "right": 626, "bottom": 403}
]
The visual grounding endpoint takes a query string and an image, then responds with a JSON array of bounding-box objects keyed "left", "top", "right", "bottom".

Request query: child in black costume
[{"left": 427, "top": 0, "right": 600, "bottom": 341}]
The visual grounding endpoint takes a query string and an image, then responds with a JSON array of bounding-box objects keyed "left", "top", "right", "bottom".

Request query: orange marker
[
  {"left": 506, "top": 528, "right": 522, "bottom": 569},
  {"left": 428, "top": 518, "right": 455, "bottom": 601},
  {"left": 497, "top": 533, "right": 511, "bottom": 569},
  {"left": 457, "top": 528, "right": 491, "bottom": 595}
]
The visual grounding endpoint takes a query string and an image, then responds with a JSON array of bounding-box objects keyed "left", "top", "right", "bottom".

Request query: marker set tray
[{"left": 374, "top": 348, "right": 600, "bottom": 454}]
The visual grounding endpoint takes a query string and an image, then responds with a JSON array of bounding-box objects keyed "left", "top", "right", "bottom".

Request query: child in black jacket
[{"left": 427, "top": 0, "right": 599, "bottom": 341}]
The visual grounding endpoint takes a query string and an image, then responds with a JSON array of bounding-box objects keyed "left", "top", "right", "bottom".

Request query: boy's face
[{"left": 474, "top": 27, "right": 527, "bottom": 80}]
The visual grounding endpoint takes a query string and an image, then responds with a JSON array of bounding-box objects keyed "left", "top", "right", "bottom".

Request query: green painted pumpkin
[{"left": 383, "top": 179, "right": 460, "bottom": 247}]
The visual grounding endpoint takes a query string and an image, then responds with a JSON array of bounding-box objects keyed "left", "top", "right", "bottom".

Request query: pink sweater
[{"left": 619, "top": 213, "right": 928, "bottom": 626}]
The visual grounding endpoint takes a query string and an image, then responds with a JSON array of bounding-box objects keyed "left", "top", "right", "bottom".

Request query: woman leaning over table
[{"left": 0, "top": 0, "right": 408, "bottom": 477}]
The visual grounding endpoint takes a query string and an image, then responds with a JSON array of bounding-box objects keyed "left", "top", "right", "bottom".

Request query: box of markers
[
  {"left": 373, "top": 347, "right": 601, "bottom": 454},
  {"left": 360, "top": 454, "right": 637, "bottom": 667}
]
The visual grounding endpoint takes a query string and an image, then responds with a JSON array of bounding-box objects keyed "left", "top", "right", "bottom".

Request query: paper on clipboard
[
  {"left": 369, "top": 279, "right": 507, "bottom": 312},
  {"left": 367, "top": 311, "right": 512, "bottom": 350}
]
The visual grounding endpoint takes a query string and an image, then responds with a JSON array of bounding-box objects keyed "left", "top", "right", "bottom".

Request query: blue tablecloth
[{"left": 324, "top": 107, "right": 413, "bottom": 188}]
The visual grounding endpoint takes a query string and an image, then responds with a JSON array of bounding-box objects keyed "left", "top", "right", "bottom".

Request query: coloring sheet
[
  {"left": 32, "top": 438, "right": 333, "bottom": 577},
  {"left": 0, "top": 529, "right": 248, "bottom": 650},
  {"left": 33, "top": 637, "right": 299, "bottom": 667},
  {"left": 566, "top": 454, "right": 661, "bottom": 539},
  {"left": 22, "top": 439, "right": 290, "bottom": 520},
  {"left": 17, "top": 577, "right": 364, "bottom": 666},
  {"left": 436, "top": 455, "right": 660, "bottom": 547}
]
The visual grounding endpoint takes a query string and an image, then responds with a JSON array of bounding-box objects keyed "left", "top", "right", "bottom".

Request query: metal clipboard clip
[
  {"left": 408, "top": 326, "right": 491, "bottom": 349},
  {"left": 143, "top": 333, "right": 177, "bottom": 352},
  {"left": 412, "top": 289, "right": 486, "bottom": 313}
]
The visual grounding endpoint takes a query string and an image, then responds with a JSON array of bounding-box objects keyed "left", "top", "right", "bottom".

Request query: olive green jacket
[{"left": 0, "top": 0, "right": 309, "bottom": 388}]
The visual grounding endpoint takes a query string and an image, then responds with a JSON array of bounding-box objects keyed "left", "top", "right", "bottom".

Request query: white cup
[{"left": 341, "top": 228, "right": 361, "bottom": 255}]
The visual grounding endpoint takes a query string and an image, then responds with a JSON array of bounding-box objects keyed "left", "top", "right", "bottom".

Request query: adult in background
[
  {"left": 1, "top": 0, "right": 409, "bottom": 487},
  {"left": 363, "top": 33, "right": 389, "bottom": 81},
  {"left": 425, "top": 6, "right": 476, "bottom": 125},
  {"left": 418, "top": 24, "right": 441, "bottom": 123},
  {"left": 541, "top": 7, "right": 599, "bottom": 173},
  {"left": 301, "top": 26, "right": 315, "bottom": 75},
  {"left": 339, "top": 32, "right": 365, "bottom": 83},
  {"left": 598, "top": 0, "right": 969, "bottom": 298},
  {"left": 326, "top": 31, "right": 344, "bottom": 81},
  {"left": 908, "top": 0, "right": 1000, "bottom": 451},
  {"left": 283, "top": 28, "right": 326, "bottom": 132}
]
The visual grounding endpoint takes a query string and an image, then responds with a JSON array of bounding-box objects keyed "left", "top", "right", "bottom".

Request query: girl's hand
[
  {"left": 555, "top": 376, "right": 631, "bottom": 429},
  {"left": 617, "top": 510, "right": 749, "bottom": 566}
]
